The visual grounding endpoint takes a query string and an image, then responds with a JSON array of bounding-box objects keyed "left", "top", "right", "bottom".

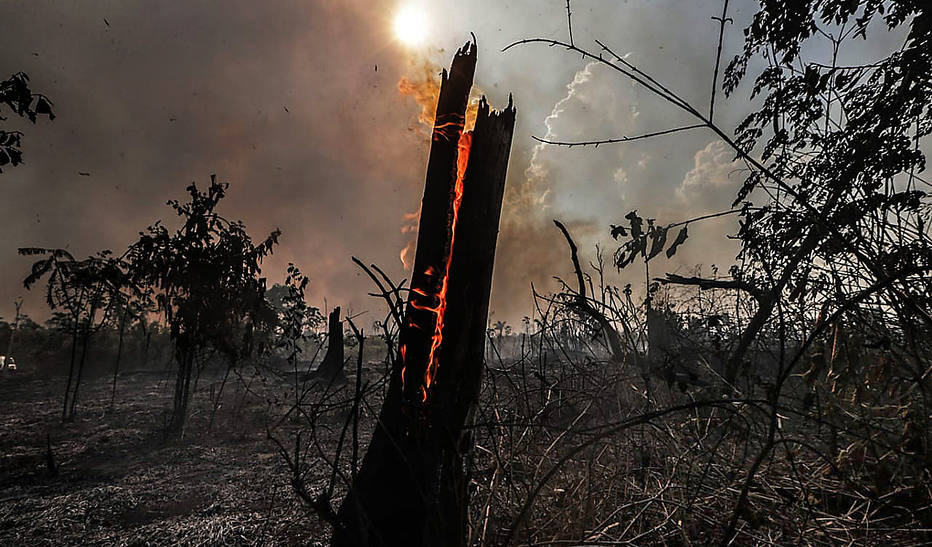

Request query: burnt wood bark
[{"left": 332, "top": 42, "right": 515, "bottom": 547}]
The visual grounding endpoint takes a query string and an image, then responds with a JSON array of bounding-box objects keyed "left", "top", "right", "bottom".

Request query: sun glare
[{"left": 393, "top": 5, "right": 428, "bottom": 47}]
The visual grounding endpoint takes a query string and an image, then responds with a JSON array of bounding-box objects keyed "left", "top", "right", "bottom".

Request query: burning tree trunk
[
  {"left": 399, "top": 44, "right": 476, "bottom": 405},
  {"left": 332, "top": 41, "right": 515, "bottom": 547}
]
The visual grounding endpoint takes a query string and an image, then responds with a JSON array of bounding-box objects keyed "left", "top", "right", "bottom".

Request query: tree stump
[{"left": 313, "top": 306, "right": 346, "bottom": 385}]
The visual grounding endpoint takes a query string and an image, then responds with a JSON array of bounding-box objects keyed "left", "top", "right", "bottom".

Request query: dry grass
[
  {"left": 3, "top": 334, "right": 929, "bottom": 546},
  {"left": 465, "top": 346, "right": 932, "bottom": 546}
]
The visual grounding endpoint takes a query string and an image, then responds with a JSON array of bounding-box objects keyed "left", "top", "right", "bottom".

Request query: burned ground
[{"left": 0, "top": 369, "right": 330, "bottom": 545}]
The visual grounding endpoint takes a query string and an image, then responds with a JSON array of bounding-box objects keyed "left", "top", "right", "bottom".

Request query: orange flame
[
  {"left": 398, "top": 63, "right": 441, "bottom": 132},
  {"left": 398, "top": 60, "right": 484, "bottom": 134},
  {"left": 400, "top": 129, "right": 472, "bottom": 402},
  {"left": 398, "top": 60, "right": 483, "bottom": 271},
  {"left": 422, "top": 130, "right": 471, "bottom": 400},
  {"left": 400, "top": 206, "right": 420, "bottom": 270},
  {"left": 400, "top": 344, "right": 407, "bottom": 385}
]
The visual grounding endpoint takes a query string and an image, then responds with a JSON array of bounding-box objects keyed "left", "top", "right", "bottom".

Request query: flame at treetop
[
  {"left": 398, "top": 60, "right": 484, "bottom": 134},
  {"left": 397, "top": 60, "right": 483, "bottom": 271},
  {"left": 396, "top": 44, "right": 480, "bottom": 402}
]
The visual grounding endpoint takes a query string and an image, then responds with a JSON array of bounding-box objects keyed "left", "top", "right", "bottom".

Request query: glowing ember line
[
  {"left": 399, "top": 129, "right": 471, "bottom": 402},
  {"left": 433, "top": 115, "right": 466, "bottom": 142},
  {"left": 400, "top": 344, "right": 407, "bottom": 385},
  {"left": 420, "top": 130, "right": 471, "bottom": 400}
]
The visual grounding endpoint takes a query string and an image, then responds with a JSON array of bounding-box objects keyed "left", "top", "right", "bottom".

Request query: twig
[
  {"left": 532, "top": 124, "right": 704, "bottom": 148},
  {"left": 709, "top": 0, "right": 732, "bottom": 120},
  {"left": 502, "top": 398, "right": 763, "bottom": 546},
  {"left": 656, "top": 273, "right": 763, "bottom": 302},
  {"left": 553, "top": 220, "right": 626, "bottom": 361},
  {"left": 565, "top": 0, "right": 574, "bottom": 46},
  {"left": 352, "top": 256, "right": 404, "bottom": 331},
  {"left": 345, "top": 317, "right": 366, "bottom": 484}
]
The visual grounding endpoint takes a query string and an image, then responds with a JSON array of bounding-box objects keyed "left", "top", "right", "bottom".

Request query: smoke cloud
[{"left": 1, "top": 0, "right": 892, "bottom": 328}]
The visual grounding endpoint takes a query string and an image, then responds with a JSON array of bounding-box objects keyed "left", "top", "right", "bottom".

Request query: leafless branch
[
  {"left": 351, "top": 256, "right": 405, "bottom": 331},
  {"left": 709, "top": 0, "right": 732, "bottom": 120},
  {"left": 533, "top": 124, "right": 704, "bottom": 147},
  {"left": 565, "top": 0, "right": 574, "bottom": 46}
]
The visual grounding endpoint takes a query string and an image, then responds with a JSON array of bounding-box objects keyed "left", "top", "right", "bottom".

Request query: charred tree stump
[
  {"left": 306, "top": 306, "right": 345, "bottom": 385},
  {"left": 333, "top": 41, "right": 515, "bottom": 547}
]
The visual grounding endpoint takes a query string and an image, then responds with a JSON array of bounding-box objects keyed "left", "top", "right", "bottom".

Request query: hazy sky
[{"left": 0, "top": 1, "right": 912, "bottom": 327}]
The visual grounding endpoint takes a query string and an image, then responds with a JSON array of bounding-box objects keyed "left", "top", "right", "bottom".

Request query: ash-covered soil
[{"left": 0, "top": 369, "right": 330, "bottom": 545}]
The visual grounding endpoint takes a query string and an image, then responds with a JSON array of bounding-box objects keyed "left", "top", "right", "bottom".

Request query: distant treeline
[{"left": 0, "top": 314, "right": 172, "bottom": 377}]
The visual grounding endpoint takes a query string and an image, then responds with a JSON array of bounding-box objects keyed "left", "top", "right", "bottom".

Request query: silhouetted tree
[
  {"left": 128, "top": 176, "right": 280, "bottom": 436},
  {"left": 0, "top": 72, "right": 53, "bottom": 172},
  {"left": 270, "top": 265, "right": 322, "bottom": 389},
  {"left": 19, "top": 248, "right": 129, "bottom": 420},
  {"left": 510, "top": 0, "right": 931, "bottom": 379}
]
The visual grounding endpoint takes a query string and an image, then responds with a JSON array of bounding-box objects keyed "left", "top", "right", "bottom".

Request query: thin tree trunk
[
  {"left": 208, "top": 366, "right": 231, "bottom": 430},
  {"left": 62, "top": 320, "right": 79, "bottom": 422},
  {"left": 111, "top": 309, "right": 127, "bottom": 407},
  {"left": 169, "top": 347, "right": 193, "bottom": 435},
  {"left": 143, "top": 329, "right": 151, "bottom": 367},
  {"left": 68, "top": 330, "right": 90, "bottom": 419},
  {"left": 69, "top": 307, "right": 96, "bottom": 420}
]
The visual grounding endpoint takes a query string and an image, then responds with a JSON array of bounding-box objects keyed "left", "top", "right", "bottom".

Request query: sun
[{"left": 393, "top": 5, "right": 428, "bottom": 47}]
